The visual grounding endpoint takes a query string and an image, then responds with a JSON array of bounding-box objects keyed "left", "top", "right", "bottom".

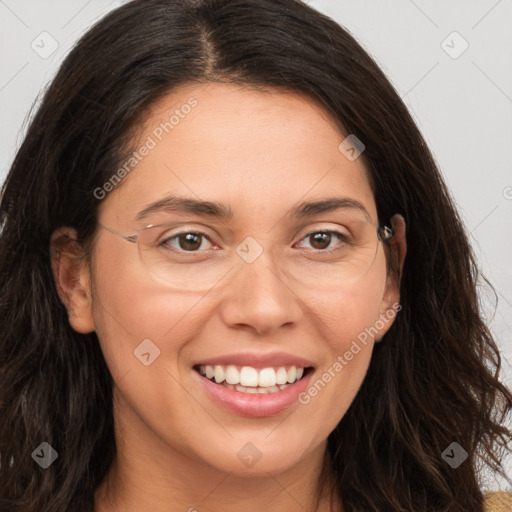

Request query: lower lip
[{"left": 193, "top": 369, "right": 314, "bottom": 417}]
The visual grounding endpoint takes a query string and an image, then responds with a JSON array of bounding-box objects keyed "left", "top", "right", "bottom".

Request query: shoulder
[{"left": 484, "top": 491, "right": 512, "bottom": 511}]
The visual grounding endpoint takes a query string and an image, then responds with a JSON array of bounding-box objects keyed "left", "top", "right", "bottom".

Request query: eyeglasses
[{"left": 98, "top": 216, "right": 395, "bottom": 292}]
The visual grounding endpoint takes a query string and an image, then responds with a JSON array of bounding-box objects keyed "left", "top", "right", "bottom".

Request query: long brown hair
[{"left": 1, "top": 1, "right": 511, "bottom": 510}]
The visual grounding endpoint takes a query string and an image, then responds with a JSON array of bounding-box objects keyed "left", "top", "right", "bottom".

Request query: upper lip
[{"left": 193, "top": 351, "right": 314, "bottom": 369}]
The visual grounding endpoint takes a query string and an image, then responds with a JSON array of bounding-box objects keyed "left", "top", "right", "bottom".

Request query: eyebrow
[{"left": 134, "top": 195, "right": 370, "bottom": 222}]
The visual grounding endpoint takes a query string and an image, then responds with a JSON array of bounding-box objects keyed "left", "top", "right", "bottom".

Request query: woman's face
[{"left": 60, "top": 82, "right": 402, "bottom": 477}]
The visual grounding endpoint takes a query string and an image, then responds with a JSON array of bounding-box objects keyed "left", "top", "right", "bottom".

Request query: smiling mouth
[{"left": 194, "top": 364, "right": 313, "bottom": 394}]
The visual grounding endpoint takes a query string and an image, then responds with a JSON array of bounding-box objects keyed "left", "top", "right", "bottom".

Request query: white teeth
[
  {"left": 240, "top": 366, "right": 259, "bottom": 387},
  {"left": 258, "top": 367, "right": 276, "bottom": 387},
  {"left": 200, "top": 364, "right": 307, "bottom": 389},
  {"left": 225, "top": 365, "right": 240, "bottom": 385},
  {"left": 214, "top": 365, "right": 225, "bottom": 384},
  {"left": 276, "top": 367, "right": 288, "bottom": 385},
  {"left": 287, "top": 366, "right": 297, "bottom": 384},
  {"left": 233, "top": 383, "right": 285, "bottom": 394}
]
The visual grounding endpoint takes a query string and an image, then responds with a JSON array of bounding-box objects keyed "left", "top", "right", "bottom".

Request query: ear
[
  {"left": 50, "top": 227, "right": 95, "bottom": 334},
  {"left": 375, "top": 213, "right": 407, "bottom": 341}
]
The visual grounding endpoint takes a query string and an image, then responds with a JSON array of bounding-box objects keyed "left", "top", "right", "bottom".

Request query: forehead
[{"left": 98, "top": 82, "right": 377, "bottom": 226}]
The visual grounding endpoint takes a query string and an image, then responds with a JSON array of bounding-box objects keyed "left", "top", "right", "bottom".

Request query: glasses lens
[{"left": 136, "top": 220, "right": 382, "bottom": 292}]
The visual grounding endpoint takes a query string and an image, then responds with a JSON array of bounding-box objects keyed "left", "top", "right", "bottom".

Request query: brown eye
[
  {"left": 309, "top": 232, "right": 332, "bottom": 250},
  {"left": 298, "top": 230, "right": 348, "bottom": 251},
  {"left": 161, "top": 232, "right": 213, "bottom": 252},
  {"left": 177, "top": 233, "right": 203, "bottom": 251}
]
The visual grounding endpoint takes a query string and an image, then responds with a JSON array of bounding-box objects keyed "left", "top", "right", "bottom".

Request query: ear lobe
[
  {"left": 375, "top": 213, "right": 407, "bottom": 341},
  {"left": 50, "top": 227, "right": 96, "bottom": 334}
]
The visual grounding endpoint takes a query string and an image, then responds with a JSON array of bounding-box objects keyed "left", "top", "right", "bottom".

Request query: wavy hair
[{"left": 0, "top": 1, "right": 511, "bottom": 510}]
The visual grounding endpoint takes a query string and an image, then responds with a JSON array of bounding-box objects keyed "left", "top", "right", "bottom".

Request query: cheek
[
  {"left": 304, "top": 254, "right": 388, "bottom": 348},
  {"left": 89, "top": 248, "right": 212, "bottom": 453},
  {"left": 295, "top": 257, "right": 387, "bottom": 419},
  {"left": 88, "top": 243, "right": 206, "bottom": 382}
]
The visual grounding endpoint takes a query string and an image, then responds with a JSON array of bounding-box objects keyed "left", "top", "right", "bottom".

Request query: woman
[{"left": 0, "top": 1, "right": 510, "bottom": 511}]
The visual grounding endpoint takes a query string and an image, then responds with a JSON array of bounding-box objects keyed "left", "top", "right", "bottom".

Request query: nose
[{"left": 218, "top": 247, "right": 303, "bottom": 336}]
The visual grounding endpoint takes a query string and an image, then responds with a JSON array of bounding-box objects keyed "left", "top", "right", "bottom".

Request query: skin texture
[{"left": 51, "top": 82, "right": 406, "bottom": 512}]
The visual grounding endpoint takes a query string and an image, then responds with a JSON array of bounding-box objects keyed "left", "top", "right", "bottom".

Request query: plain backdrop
[{"left": 1, "top": 0, "right": 511, "bottom": 491}]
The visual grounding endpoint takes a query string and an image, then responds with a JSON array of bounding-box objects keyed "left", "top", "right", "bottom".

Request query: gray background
[{"left": 1, "top": 0, "right": 511, "bottom": 490}]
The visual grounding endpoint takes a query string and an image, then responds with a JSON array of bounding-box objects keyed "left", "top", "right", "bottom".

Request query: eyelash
[{"left": 159, "top": 229, "right": 350, "bottom": 254}]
